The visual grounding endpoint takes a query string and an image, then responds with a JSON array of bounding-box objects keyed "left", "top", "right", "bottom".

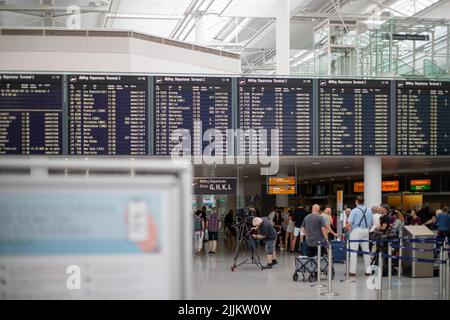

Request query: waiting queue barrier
[{"left": 309, "top": 237, "right": 449, "bottom": 300}]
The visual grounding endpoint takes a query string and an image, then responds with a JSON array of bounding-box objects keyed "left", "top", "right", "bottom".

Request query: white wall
[{"left": 0, "top": 34, "right": 241, "bottom": 74}]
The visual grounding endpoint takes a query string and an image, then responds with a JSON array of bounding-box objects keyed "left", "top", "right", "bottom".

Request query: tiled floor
[{"left": 193, "top": 244, "right": 443, "bottom": 300}]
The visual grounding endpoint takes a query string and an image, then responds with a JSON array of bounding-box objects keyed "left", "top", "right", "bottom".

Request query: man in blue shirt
[
  {"left": 346, "top": 195, "right": 373, "bottom": 276},
  {"left": 426, "top": 207, "right": 449, "bottom": 242}
]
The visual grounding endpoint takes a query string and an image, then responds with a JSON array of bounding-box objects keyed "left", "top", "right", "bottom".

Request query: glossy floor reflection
[{"left": 192, "top": 243, "right": 441, "bottom": 300}]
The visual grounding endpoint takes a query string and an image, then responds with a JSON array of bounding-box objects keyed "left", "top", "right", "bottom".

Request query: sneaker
[
  {"left": 280, "top": 247, "right": 285, "bottom": 251},
  {"left": 212, "top": 251, "right": 216, "bottom": 255},
  {"left": 345, "top": 273, "right": 356, "bottom": 277},
  {"left": 271, "top": 260, "right": 278, "bottom": 266},
  {"left": 262, "top": 263, "right": 273, "bottom": 269}
]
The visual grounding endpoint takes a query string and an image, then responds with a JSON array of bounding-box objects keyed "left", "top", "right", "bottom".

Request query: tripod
[{"left": 230, "top": 219, "right": 264, "bottom": 271}]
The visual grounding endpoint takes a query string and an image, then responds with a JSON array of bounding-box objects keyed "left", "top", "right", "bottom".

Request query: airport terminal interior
[{"left": 0, "top": 0, "right": 450, "bottom": 301}]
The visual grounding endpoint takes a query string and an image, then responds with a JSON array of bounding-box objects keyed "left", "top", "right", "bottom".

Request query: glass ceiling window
[
  {"left": 388, "top": 0, "right": 440, "bottom": 16},
  {"left": 182, "top": 0, "right": 233, "bottom": 43}
]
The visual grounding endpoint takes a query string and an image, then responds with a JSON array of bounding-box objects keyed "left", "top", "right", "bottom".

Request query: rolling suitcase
[{"left": 331, "top": 240, "right": 346, "bottom": 263}]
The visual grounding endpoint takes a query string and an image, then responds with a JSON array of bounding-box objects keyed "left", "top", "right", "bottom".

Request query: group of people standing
[
  {"left": 193, "top": 206, "right": 221, "bottom": 255},
  {"left": 343, "top": 203, "right": 450, "bottom": 243},
  {"left": 193, "top": 201, "right": 449, "bottom": 272},
  {"left": 266, "top": 205, "right": 337, "bottom": 254},
  {"left": 343, "top": 198, "right": 450, "bottom": 276}
]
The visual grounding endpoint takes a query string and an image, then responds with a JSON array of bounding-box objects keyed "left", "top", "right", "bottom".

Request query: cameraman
[{"left": 252, "top": 217, "right": 278, "bottom": 269}]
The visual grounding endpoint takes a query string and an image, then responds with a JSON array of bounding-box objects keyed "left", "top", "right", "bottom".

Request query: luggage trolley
[{"left": 293, "top": 255, "right": 335, "bottom": 282}]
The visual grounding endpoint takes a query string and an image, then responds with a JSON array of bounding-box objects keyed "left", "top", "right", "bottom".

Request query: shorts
[
  {"left": 306, "top": 245, "right": 327, "bottom": 257},
  {"left": 265, "top": 238, "right": 276, "bottom": 255},
  {"left": 294, "top": 227, "right": 304, "bottom": 237},
  {"left": 208, "top": 231, "right": 218, "bottom": 241},
  {"left": 437, "top": 230, "right": 449, "bottom": 241}
]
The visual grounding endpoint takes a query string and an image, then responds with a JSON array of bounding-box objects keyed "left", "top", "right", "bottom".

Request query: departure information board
[
  {"left": 69, "top": 75, "right": 148, "bottom": 155},
  {"left": 154, "top": 76, "right": 232, "bottom": 156},
  {"left": 238, "top": 78, "right": 313, "bottom": 156},
  {"left": 0, "top": 74, "right": 63, "bottom": 155},
  {"left": 319, "top": 79, "right": 391, "bottom": 156},
  {"left": 397, "top": 80, "right": 450, "bottom": 155}
]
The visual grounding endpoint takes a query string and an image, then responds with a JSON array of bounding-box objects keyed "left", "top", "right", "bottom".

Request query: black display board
[
  {"left": 0, "top": 74, "right": 63, "bottom": 155},
  {"left": 3, "top": 73, "right": 450, "bottom": 158},
  {"left": 319, "top": 79, "right": 391, "bottom": 156},
  {"left": 396, "top": 80, "right": 450, "bottom": 155},
  {"left": 154, "top": 76, "right": 232, "bottom": 156},
  {"left": 238, "top": 78, "right": 313, "bottom": 156},
  {"left": 68, "top": 75, "right": 148, "bottom": 155}
]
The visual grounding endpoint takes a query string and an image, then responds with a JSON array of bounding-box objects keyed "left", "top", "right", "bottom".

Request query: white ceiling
[{"left": 0, "top": 0, "right": 446, "bottom": 73}]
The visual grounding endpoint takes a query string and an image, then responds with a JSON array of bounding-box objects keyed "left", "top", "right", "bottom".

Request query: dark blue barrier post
[
  {"left": 397, "top": 238, "right": 403, "bottom": 280},
  {"left": 439, "top": 246, "right": 444, "bottom": 300},
  {"left": 378, "top": 250, "right": 383, "bottom": 300},
  {"left": 341, "top": 238, "right": 355, "bottom": 283},
  {"left": 388, "top": 241, "right": 392, "bottom": 290},
  {"left": 445, "top": 244, "right": 450, "bottom": 300},
  {"left": 321, "top": 242, "right": 339, "bottom": 296},
  {"left": 312, "top": 242, "right": 325, "bottom": 288}
]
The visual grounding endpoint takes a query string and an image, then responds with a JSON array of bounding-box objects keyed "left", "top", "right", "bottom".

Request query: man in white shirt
[
  {"left": 370, "top": 206, "right": 381, "bottom": 233},
  {"left": 347, "top": 196, "right": 373, "bottom": 276}
]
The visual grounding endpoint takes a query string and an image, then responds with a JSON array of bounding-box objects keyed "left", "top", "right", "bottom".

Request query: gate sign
[{"left": 193, "top": 178, "right": 237, "bottom": 195}]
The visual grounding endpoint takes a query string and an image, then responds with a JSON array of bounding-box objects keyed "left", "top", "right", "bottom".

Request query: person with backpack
[
  {"left": 346, "top": 195, "right": 373, "bottom": 276},
  {"left": 206, "top": 207, "right": 220, "bottom": 255},
  {"left": 193, "top": 210, "right": 205, "bottom": 255}
]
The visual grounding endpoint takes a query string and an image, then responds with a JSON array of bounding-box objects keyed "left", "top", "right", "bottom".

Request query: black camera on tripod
[
  {"left": 236, "top": 208, "right": 256, "bottom": 222},
  {"left": 249, "top": 227, "right": 257, "bottom": 237},
  {"left": 233, "top": 208, "right": 256, "bottom": 232},
  {"left": 230, "top": 208, "right": 263, "bottom": 271}
]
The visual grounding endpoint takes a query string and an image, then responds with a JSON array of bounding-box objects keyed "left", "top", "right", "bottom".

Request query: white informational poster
[{"left": 0, "top": 158, "right": 192, "bottom": 300}]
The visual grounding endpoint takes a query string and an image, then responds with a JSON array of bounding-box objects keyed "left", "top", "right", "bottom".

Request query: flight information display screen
[
  {"left": 69, "top": 75, "right": 148, "bottom": 155},
  {"left": 397, "top": 80, "right": 450, "bottom": 155},
  {"left": 154, "top": 76, "right": 232, "bottom": 156},
  {"left": 238, "top": 78, "right": 313, "bottom": 156},
  {"left": 0, "top": 74, "right": 63, "bottom": 155},
  {"left": 319, "top": 79, "right": 391, "bottom": 156}
]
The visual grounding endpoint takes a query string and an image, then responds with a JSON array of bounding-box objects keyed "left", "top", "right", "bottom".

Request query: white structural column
[
  {"left": 237, "top": 174, "right": 246, "bottom": 209},
  {"left": 364, "top": 157, "right": 382, "bottom": 208},
  {"left": 276, "top": 0, "right": 290, "bottom": 75},
  {"left": 195, "top": 15, "right": 205, "bottom": 45},
  {"left": 236, "top": 166, "right": 245, "bottom": 209}
]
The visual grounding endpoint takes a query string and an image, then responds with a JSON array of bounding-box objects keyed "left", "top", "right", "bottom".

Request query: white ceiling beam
[
  {"left": 292, "top": 12, "right": 374, "bottom": 20},
  {"left": 0, "top": 4, "right": 110, "bottom": 13},
  {"left": 106, "top": 13, "right": 184, "bottom": 20},
  {"left": 101, "top": 0, "right": 114, "bottom": 28}
]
